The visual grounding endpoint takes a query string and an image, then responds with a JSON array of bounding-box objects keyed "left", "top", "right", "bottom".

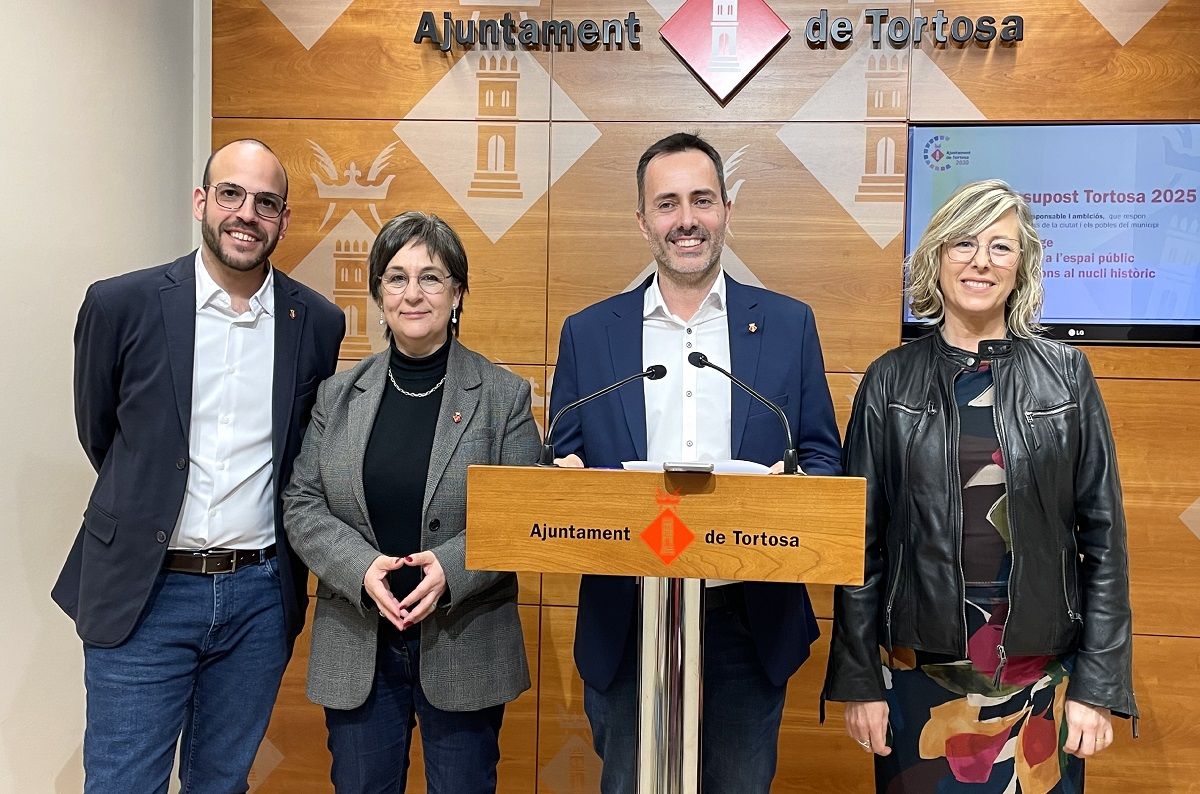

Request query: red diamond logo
[
  {"left": 641, "top": 489, "right": 694, "bottom": 565},
  {"left": 660, "top": 0, "right": 790, "bottom": 103},
  {"left": 931, "top": 148, "right": 944, "bottom": 162}
]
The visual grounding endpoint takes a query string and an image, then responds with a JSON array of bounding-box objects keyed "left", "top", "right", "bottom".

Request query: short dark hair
[
  {"left": 636, "top": 132, "right": 728, "bottom": 212},
  {"left": 201, "top": 138, "right": 289, "bottom": 199},
  {"left": 368, "top": 211, "right": 470, "bottom": 340}
]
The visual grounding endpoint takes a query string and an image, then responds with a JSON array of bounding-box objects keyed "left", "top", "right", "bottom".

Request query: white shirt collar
[
  {"left": 643, "top": 268, "right": 727, "bottom": 322},
  {"left": 194, "top": 250, "right": 275, "bottom": 316}
]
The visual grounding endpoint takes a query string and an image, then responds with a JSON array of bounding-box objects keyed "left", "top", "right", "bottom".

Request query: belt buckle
[{"left": 201, "top": 550, "right": 236, "bottom": 574}]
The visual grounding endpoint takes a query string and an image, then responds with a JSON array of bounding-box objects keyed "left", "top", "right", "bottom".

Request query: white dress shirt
[
  {"left": 643, "top": 270, "right": 732, "bottom": 463},
  {"left": 643, "top": 271, "right": 733, "bottom": 587},
  {"left": 170, "top": 252, "right": 276, "bottom": 550}
]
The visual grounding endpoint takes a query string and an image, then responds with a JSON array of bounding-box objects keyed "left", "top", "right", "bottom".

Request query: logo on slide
[
  {"left": 641, "top": 488, "right": 694, "bottom": 564},
  {"left": 923, "top": 134, "right": 953, "bottom": 172},
  {"left": 659, "top": 0, "right": 790, "bottom": 103}
]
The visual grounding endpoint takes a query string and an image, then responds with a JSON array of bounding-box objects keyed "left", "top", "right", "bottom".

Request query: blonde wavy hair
[{"left": 906, "top": 179, "right": 1045, "bottom": 338}]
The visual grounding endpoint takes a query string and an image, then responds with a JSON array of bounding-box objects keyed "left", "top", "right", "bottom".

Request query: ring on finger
[{"left": 857, "top": 739, "right": 871, "bottom": 749}]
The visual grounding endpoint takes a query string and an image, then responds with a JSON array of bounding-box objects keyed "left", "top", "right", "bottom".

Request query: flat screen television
[{"left": 903, "top": 123, "right": 1200, "bottom": 345}]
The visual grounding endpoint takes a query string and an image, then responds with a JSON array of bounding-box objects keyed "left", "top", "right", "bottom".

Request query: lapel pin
[
  {"left": 452, "top": 411, "right": 462, "bottom": 424},
  {"left": 748, "top": 322, "right": 758, "bottom": 334},
  {"left": 288, "top": 308, "right": 296, "bottom": 319}
]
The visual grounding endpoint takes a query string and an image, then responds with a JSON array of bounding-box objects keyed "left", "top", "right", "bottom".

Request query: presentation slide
[{"left": 905, "top": 124, "right": 1200, "bottom": 327}]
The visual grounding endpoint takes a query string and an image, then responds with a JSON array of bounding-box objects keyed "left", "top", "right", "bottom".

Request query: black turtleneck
[{"left": 363, "top": 335, "right": 450, "bottom": 643}]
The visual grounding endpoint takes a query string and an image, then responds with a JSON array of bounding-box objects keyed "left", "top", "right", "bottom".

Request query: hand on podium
[{"left": 553, "top": 454, "right": 584, "bottom": 468}]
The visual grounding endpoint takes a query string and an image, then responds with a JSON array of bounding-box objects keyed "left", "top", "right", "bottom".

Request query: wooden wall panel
[
  {"left": 1090, "top": 634, "right": 1200, "bottom": 793},
  {"left": 538, "top": 607, "right": 604, "bottom": 791},
  {"left": 912, "top": 0, "right": 1200, "bottom": 122},
  {"left": 1100, "top": 378, "right": 1200, "bottom": 638},
  {"left": 254, "top": 611, "right": 330, "bottom": 792},
  {"left": 216, "top": 0, "right": 1200, "bottom": 789},
  {"left": 1083, "top": 347, "right": 1200, "bottom": 381},
  {"left": 213, "top": 0, "right": 553, "bottom": 120}
]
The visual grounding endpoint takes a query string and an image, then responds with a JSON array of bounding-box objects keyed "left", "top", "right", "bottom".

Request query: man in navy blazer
[
  {"left": 53, "top": 139, "right": 344, "bottom": 793},
  {"left": 549, "top": 133, "right": 842, "bottom": 792}
]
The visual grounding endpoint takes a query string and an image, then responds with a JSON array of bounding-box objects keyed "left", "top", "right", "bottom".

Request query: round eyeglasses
[
  {"left": 944, "top": 237, "right": 1021, "bottom": 268},
  {"left": 204, "top": 182, "right": 287, "bottom": 219},
  {"left": 379, "top": 272, "right": 456, "bottom": 295}
]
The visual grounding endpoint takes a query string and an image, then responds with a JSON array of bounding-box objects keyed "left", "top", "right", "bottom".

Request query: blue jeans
[
  {"left": 584, "top": 595, "right": 787, "bottom": 794},
  {"left": 83, "top": 559, "right": 288, "bottom": 794},
  {"left": 324, "top": 632, "right": 505, "bottom": 793}
]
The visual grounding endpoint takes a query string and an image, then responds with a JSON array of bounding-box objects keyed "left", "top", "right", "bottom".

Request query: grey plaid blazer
[{"left": 283, "top": 340, "right": 537, "bottom": 711}]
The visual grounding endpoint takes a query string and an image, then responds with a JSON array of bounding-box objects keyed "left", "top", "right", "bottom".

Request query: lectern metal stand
[{"left": 637, "top": 577, "right": 704, "bottom": 794}]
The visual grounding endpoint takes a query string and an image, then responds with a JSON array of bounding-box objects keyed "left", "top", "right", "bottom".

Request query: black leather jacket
[{"left": 824, "top": 331, "right": 1137, "bottom": 718}]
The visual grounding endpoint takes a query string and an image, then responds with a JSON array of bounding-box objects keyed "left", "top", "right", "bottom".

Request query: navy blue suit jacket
[
  {"left": 549, "top": 275, "right": 842, "bottom": 691},
  {"left": 52, "top": 253, "right": 345, "bottom": 648}
]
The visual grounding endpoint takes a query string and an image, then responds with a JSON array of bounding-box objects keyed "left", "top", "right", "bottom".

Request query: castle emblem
[
  {"left": 640, "top": 488, "right": 694, "bottom": 565},
  {"left": 308, "top": 140, "right": 399, "bottom": 358}
]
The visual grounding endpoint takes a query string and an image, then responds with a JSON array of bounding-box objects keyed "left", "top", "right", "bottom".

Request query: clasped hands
[{"left": 362, "top": 552, "right": 446, "bottom": 631}]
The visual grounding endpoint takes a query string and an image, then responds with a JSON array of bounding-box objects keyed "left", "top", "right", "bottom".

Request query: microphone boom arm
[
  {"left": 539, "top": 365, "right": 666, "bottom": 466},
  {"left": 687, "top": 352, "right": 799, "bottom": 475}
]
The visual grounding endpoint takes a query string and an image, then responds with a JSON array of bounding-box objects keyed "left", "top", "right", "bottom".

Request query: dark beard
[{"left": 201, "top": 216, "right": 277, "bottom": 273}]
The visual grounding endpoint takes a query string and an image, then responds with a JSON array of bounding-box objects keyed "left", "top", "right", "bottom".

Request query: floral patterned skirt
[{"left": 876, "top": 584, "right": 1083, "bottom": 793}]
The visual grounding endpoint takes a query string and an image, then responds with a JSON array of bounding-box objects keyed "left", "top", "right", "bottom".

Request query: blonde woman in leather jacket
[{"left": 824, "top": 180, "right": 1136, "bottom": 793}]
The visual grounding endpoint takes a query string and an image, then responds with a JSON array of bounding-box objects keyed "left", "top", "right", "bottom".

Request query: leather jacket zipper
[
  {"left": 947, "top": 381, "right": 969, "bottom": 660},
  {"left": 1062, "top": 549, "right": 1083, "bottom": 624},
  {"left": 991, "top": 361, "right": 1014, "bottom": 688},
  {"left": 885, "top": 542, "right": 905, "bottom": 668},
  {"left": 993, "top": 645, "right": 1008, "bottom": 688},
  {"left": 1024, "top": 403, "right": 1077, "bottom": 450}
]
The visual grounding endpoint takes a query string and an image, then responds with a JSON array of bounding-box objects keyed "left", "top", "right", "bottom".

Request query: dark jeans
[
  {"left": 83, "top": 560, "right": 288, "bottom": 794},
  {"left": 324, "top": 632, "right": 505, "bottom": 793},
  {"left": 583, "top": 589, "right": 788, "bottom": 794}
]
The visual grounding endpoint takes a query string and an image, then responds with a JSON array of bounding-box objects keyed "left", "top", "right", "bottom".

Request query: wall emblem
[
  {"left": 775, "top": 3, "right": 986, "bottom": 249},
  {"left": 309, "top": 141, "right": 398, "bottom": 231},
  {"left": 287, "top": 141, "right": 401, "bottom": 358},
  {"left": 396, "top": 13, "right": 600, "bottom": 243},
  {"left": 658, "top": 0, "right": 790, "bottom": 102}
]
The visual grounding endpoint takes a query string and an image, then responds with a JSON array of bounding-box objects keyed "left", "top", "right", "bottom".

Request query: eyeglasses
[
  {"left": 379, "top": 272, "right": 456, "bottom": 295},
  {"left": 944, "top": 237, "right": 1021, "bottom": 268},
  {"left": 204, "top": 182, "right": 287, "bottom": 219}
]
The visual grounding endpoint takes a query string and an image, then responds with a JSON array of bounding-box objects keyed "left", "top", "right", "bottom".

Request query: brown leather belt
[{"left": 163, "top": 545, "right": 277, "bottom": 575}]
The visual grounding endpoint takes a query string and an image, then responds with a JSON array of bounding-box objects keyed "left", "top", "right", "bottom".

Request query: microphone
[
  {"left": 539, "top": 364, "right": 668, "bottom": 466},
  {"left": 687, "top": 351, "right": 799, "bottom": 475}
]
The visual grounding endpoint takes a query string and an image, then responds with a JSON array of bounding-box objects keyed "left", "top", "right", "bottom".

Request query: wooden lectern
[{"left": 466, "top": 466, "right": 867, "bottom": 794}]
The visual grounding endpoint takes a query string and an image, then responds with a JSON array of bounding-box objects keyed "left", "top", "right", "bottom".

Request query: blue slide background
[{"left": 905, "top": 124, "right": 1200, "bottom": 325}]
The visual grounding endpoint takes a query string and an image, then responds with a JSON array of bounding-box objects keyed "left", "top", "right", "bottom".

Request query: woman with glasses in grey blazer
[{"left": 284, "top": 211, "right": 538, "bottom": 793}]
